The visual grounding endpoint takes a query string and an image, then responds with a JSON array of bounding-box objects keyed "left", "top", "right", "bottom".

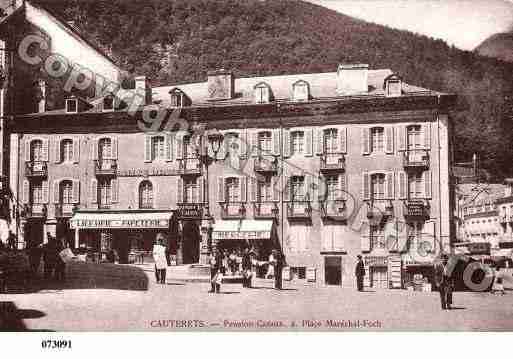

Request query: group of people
[{"left": 27, "top": 233, "right": 67, "bottom": 282}]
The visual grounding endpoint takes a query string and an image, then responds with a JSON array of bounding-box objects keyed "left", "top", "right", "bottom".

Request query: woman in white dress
[{"left": 152, "top": 238, "right": 168, "bottom": 284}]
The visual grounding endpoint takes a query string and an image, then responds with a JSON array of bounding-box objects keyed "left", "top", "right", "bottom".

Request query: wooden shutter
[
  {"left": 282, "top": 129, "right": 291, "bottom": 158},
  {"left": 72, "top": 180, "right": 80, "bottom": 203},
  {"left": 386, "top": 172, "right": 395, "bottom": 199},
  {"left": 22, "top": 180, "right": 29, "bottom": 204},
  {"left": 385, "top": 127, "right": 394, "bottom": 154},
  {"left": 362, "top": 127, "right": 370, "bottom": 155},
  {"left": 239, "top": 130, "right": 247, "bottom": 158},
  {"left": 283, "top": 176, "right": 290, "bottom": 202},
  {"left": 362, "top": 172, "right": 370, "bottom": 200},
  {"left": 177, "top": 177, "right": 183, "bottom": 203},
  {"left": 305, "top": 174, "right": 312, "bottom": 201},
  {"left": 90, "top": 179, "right": 98, "bottom": 204},
  {"left": 42, "top": 180, "right": 49, "bottom": 203},
  {"left": 41, "top": 138, "right": 49, "bottom": 161},
  {"left": 217, "top": 177, "right": 225, "bottom": 202},
  {"left": 175, "top": 133, "right": 183, "bottom": 160},
  {"left": 305, "top": 128, "right": 313, "bottom": 157},
  {"left": 423, "top": 170, "right": 432, "bottom": 199},
  {"left": 361, "top": 224, "right": 371, "bottom": 252},
  {"left": 273, "top": 177, "right": 280, "bottom": 202},
  {"left": 315, "top": 128, "right": 323, "bottom": 155},
  {"left": 198, "top": 177, "right": 205, "bottom": 203},
  {"left": 398, "top": 125, "right": 406, "bottom": 151},
  {"left": 398, "top": 171, "right": 407, "bottom": 199},
  {"left": 24, "top": 140, "right": 31, "bottom": 162},
  {"left": 144, "top": 135, "right": 152, "bottom": 162},
  {"left": 423, "top": 123, "right": 431, "bottom": 149},
  {"left": 339, "top": 173, "right": 347, "bottom": 200},
  {"left": 53, "top": 180, "right": 60, "bottom": 204},
  {"left": 111, "top": 137, "right": 118, "bottom": 159},
  {"left": 250, "top": 131, "right": 259, "bottom": 157},
  {"left": 340, "top": 127, "right": 347, "bottom": 154},
  {"left": 240, "top": 176, "right": 247, "bottom": 202},
  {"left": 250, "top": 177, "right": 257, "bottom": 202},
  {"left": 111, "top": 178, "right": 119, "bottom": 203},
  {"left": 54, "top": 138, "right": 61, "bottom": 163},
  {"left": 73, "top": 138, "right": 80, "bottom": 163},
  {"left": 165, "top": 133, "right": 173, "bottom": 162},
  {"left": 92, "top": 138, "right": 98, "bottom": 160},
  {"left": 272, "top": 129, "right": 280, "bottom": 156}
]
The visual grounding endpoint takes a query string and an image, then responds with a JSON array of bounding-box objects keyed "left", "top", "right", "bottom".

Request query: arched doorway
[{"left": 181, "top": 220, "right": 200, "bottom": 264}]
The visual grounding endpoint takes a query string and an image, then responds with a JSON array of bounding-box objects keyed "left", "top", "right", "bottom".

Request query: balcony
[
  {"left": 220, "top": 202, "right": 246, "bottom": 219},
  {"left": 253, "top": 201, "right": 279, "bottom": 219},
  {"left": 319, "top": 153, "right": 345, "bottom": 173},
  {"left": 23, "top": 203, "right": 47, "bottom": 219},
  {"left": 286, "top": 201, "right": 312, "bottom": 220},
  {"left": 320, "top": 200, "right": 347, "bottom": 220},
  {"left": 55, "top": 203, "right": 76, "bottom": 218},
  {"left": 254, "top": 156, "right": 278, "bottom": 174},
  {"left": 25, "top": 161, "right": 48, "bottom": 178},
  {"left": 403, "top": 150, "right": 429, "bottom": 170},
  {"left": 94, "top": 159, "right": 117, "bottom": 177},
  {"left": 177, "top": 158, "right": 202, "bottom": 176},
  {"left": 404, "top": 200, "right": 430, "bottom": 220}
]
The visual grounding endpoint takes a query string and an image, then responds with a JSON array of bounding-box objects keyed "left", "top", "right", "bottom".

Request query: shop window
[
  {"left": 151, "top": 136, "right": 165, "bottom": 160},
  {"left": 139, "top": 181, "right": 153, "bottom": 209},
  {"left": 290, "top": 131, "right": 304, "bottom": 155},
  {"left": 370, "top": 127, "right": 384, "bottom": 153},
  {"left": 323, "top": 128, "right": 338, "bottom": 153},
  {"left": 30, "top": 139, "right": 43, "bottom": 162},
  {"left": 371, "top": 173, "right": 386, "bottom": 200},
  {"left": 61, "top": 139, "right": 74, "bottom": 162}
]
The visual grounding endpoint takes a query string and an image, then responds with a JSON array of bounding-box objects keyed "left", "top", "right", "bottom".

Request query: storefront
[
  {"left": 70, "top": 210, "right": 174, "bottom": 264},
  {"left": 364, "top": 256, "right": 389, "bottom": 289}
]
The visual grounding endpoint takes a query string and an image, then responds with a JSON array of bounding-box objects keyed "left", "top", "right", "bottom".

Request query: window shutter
[
  {"left": 423, "top": 123, "right": 431, "bottom": 149},
  {"left": 386, "top": 172, "right": 395, "bottom": 199},
  {"left": 165, "top": 133, "right": 173, "bottom": 162},
  {"left": 111, "top": 178, "right": 119, "bottom": 203},
  {"left": 315, "top": 129, "right": 323, "bottom": 155},
  {"left": 53, "top": 180, "right": 60, "bottom": 204},
  {"left": 217, "top": 135, "right": 226, "bottom": 160},
  {"left": 250, "top": 131, "right": 259, "bottom": 157},
  {"left": 398, "top": 171, "right": 407, "bottom": 199},
  {"left": 198, "top": 177, "right": 204, "bottom": 203},
  {"left": 177, "top": 177, "right": 183, "bottom": 203},
  {"left": 361, "top": 224, "right": 371, "bottom": 252},
  {"left": 362, "top": 172, "right": 370, "bottom": 200},
  {"left": 339, "top": 173, "right": 347, "bottom": 200},
  {"left": 22, "top": 180, "right": 29, "bottom": 204},
  {"left": 272, "top": 129, "right": 280, "bottom": 156},
  {"left": 240, "top": 176, "right": 247, "bottom": 202},
  {"left": 73, "top": 138, "right": 80, "bottom": 163},
  {"left": 144, "top": 135, "right": 152, "bottom": 162},
  {"left": 239, "top": 130, "right": 247, "bottom": 158},
  {"left": 72, "top": 180, "right": 80, "bottom": 203},
  {"left": 362, "top": 127, "right": 370, "bottom": 155},
  {"left": 42, "top": 180, "right": 49, "bottom": 203},
  {"left": 92, "top": 138, "right": 98, "bottom": 160},
  {"left": 385, "top": 127, "right": 394, "bottom": 154},
  {"left": 90, "top": 179, "right": 98, "bottom": 204},
  {"left": 305, "top": 128, "right": 313, "bottom": 157},
  {"left": 282, "top": 129, "right": 291, "bottom": 158},
  {"left": 283, "top": 176, "right": 291, "bottom": 202},
  {"left": 304, "top": 174, "right": 312, "bottom": 201},
  {"left": 42, "top": 138, "right": 49, "bottom": 161},
  {"left": 217, "top": 177, "right": 225, "bottom": 202},
  {"left": 398, "top": 125, "right": 406, "bottom": 151},
  {"left": 250, "top": 177, "right": 257, "bottom": 202},
  {"left": 273, "top": 177, "right": 280, "bottom": 202},
  {"left": 54, "top": 138, "right": 61, "bottom": 163},
  {"left": 397, "top": 218, "right": 409, "bottom": 253},
  {"left": 111, "top": 137, "right": 118, "bottom": 159},
  {"left": 175, "top": 133, "right": 184, "bottom": 160},
  {"left": 340, "top": 127, "right": 347, "bottom": 154},
  {"left": 24, "top": 140, "right": 31, "bottom": 162},
  {"left": 423, "top": 170, "right": 432, "bottom": 199}
]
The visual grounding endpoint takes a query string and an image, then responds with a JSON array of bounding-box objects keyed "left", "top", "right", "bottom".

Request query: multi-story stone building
[{"left": 10, "top": 58, "right": 457, "bottom": 288}]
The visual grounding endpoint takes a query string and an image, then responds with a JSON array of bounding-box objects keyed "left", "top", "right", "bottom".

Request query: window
[
  {"left": 254, "top": 83, "right": 270, "bottom": 104},
  {"left": 60, "top": 180, "right": 73, "bottom": 204},
  {"left": 61, "top": 139, "right": 74, "bottom": 162},
  {"left": 226, "top": 177, "right": 240, "bottom": 203},
  {"left": 371, "top": 226, "right": 386, "bottom": 250},
  {"left": 65, "top": 98, "right": 78, "bottom": 113},
  {"left": 224, "top": 132, "right": 239, "bottom": 157},
  {"left": 98, "top": 179, "right": 111, "bottom": 208},
  {"left": 386, "top": 80, "right": 401, "bottom": 97},
  {"left": 293, "top": 80, "right": 309, "bottom": 102},
  {"left": 169, "top": 89, "right": 189, "bottom": 107},
  {"left": 183, "top": 135, "right": 198, "bottom": 159},
  {"left": 407, "top": 125, "right": 422, "bottom": 150},
  {"left": 184, "top": 178, "right": 198, "bottom": 203},
  {"left": 408, "top": 173, "right": 423, "bottom": 199},
  {"left": 258, "top": 131, "right": 272, "bottom": 153},
  {"left": 370, "top": 127, "right": 384, "bottom": 153},
  {"left": 151, "top": 136, "right": 165, "bottom": 160},
  {"left": 103, "top": 95, "right": 114, "bottom": 111},
  {"left": 324, "top": 129, "right": 338, "bottom": 153},
  {"left": 325, "top": 175, "right": 339, "bottom": 201},
  {"left": 291, "top": 176, "right": 305, "bottom": 201},
  {"left": 31, "top": 181, "right": 43, "bottom": 204},
  {"left": 291, "top": 131, "right": 304, "bottom": 155},
  {"left": 139, "top": 181, "right": 153, "bottom": 209},
  {"left": 258, "top": 178, "right": 273, "bottom": 202},
  {"left": 30, "top": 139, "right": 43, "bottom": 162},
  {"left": 98, "top": 138, "right": 112, "bottom": 160},
  {"left": 371, "top": 173, "right": 386, "bottom": 200}
]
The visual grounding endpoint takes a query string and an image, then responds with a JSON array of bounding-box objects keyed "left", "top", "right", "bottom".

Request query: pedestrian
[
  {"left": 28, "top": 243, "right": 43, "bottom": 277},
  {"left": 209, "top": 249, "right": 223, "bottom": 293},
  {"left": 265, "top": 251, "right": 275, "bottom": 279},
  {"left": 274, "top": 250, "right": 283, "bottom": 290},
  {"left": 242, "top": 247, "right": 252, "bottom": 288},
  {"left": 236, "top": 249, "right": 243, "bottom": 275},
  {"left": 492, "top": 265, "right": 505, "bottom": 295},
  {"left": 229, "top": 250, "right": 237, "bottom": 274},
  {"left": 152, "top": 236, "right": 167, "bottom": 284},
  {"left": 355, "top": 255, "right": 365, "bottom": 291},
  {"left": 7, "top": 231, "right": 16, "bottom": 250},
  {"left": 434, "top": 254, "right": 454, "bottom": 310},
  {"left": 222, "top": 250, "right": 228, "bottom": 275},
  {"left": 43, "top": 233, "right": 57, "bottom": 280},
  {"left": 54, "top": 237, "right": 66, "bottom": 283}
]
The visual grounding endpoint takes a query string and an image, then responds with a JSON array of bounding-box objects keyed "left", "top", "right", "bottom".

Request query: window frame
[
  {"left": 151, "top": 135, "right": 166, "bottom": 161},
  {"left": 139, "top": 180, "right": 154, "bottom": 209},
  {"left": 290, "top": 131, "right": 305, "bottom": 155},
  {"left": 370, "top": 127, "right": 385, "bottom": 153},
  {"left": 65, "top": 98, "right": 78, "bottom": 114}
]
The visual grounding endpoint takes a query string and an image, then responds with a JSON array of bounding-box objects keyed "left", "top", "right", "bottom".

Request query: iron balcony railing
[
  {"left": 23, "top": 203, "right": 47, "bottom": 218},
  {"left": 404, "top": 200, "right": 430, "bottom": 220},
  {"left": 319, "top": 152, "right": 345, "bottom": 173},
  {"left": 220, "top": 202, "right": 246, "bottom": 219},
  {"left": 403, "top": 149, "right": 429, "bottom": 170},
  {"left": 94, "top": 159, "right": 117, "bottom": 177},
  {"left": 286, "top": 200, "right": 312, "bottom": 219},
  {"left": 254, "top": 156, "right": 278, "bottom": 173},
  {"left": 25, "top": 161, "right": 48, "bottom": 178},
  {"left": 320, "top": 199, "right": 347, "bottom": 220},
  {"left": 55, "top": 203, "right": 77, "bottom": 218},
  {"left": 253, "top": 201, "right": 279, "bottom": 219},
  {"left": 177, "top": 158, "right": 202, "bottom": 176}
]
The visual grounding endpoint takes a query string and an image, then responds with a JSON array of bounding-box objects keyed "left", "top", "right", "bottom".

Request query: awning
[
  {"left": 212, "top": 219, "right": 273, "bottom": 241},
  {"left": 70, "top": 210, "right": 173, "bottom": 229}
]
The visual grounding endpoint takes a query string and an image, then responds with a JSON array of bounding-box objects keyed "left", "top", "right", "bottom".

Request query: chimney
[
  {"left": 207, "top": 69, "right": 234, "bottom": 101},
  {"left": 337, "top": 64, "right": 369, "bottom": 94},
  {"left": 134, "top": 75, "right": 152, "bottom": 105}
]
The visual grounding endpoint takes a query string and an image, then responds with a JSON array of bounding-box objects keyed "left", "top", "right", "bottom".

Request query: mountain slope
[
  {"left": 33, "top": 0, "right": 513, "bottom": 179},
  {"left": 475, "top": 32, "right": 513, "bottom": 62}
]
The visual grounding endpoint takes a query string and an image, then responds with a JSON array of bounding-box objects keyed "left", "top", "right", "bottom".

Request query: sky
[{"left": 309, "top": 0, "right": 513, "bottom": 50}]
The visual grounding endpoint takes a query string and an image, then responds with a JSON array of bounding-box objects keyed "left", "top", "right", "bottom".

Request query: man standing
[
  {"left": 355, "top": 255, "right": 365, "bottom": 291},
  {"left": 209, "top": 249, "right": 222, "bottom": 293},
  {"left": 242, "top": 247, "right": 252, "bottom": 288},
  {"left": 435, "top": 254, "right": 454, "bottom": 310},
  {"left": 274, "top": 250, "right": 284, "bottom": 290}
]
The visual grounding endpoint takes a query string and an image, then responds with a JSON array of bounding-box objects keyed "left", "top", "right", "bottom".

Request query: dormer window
[
  {"left": 292, "top": 80, "right": 309, "bottom": 102},
  {"left": 169, "top": 88, "right": 190, "bottom": 107},
  {"left": 384, "top": 74, "right": 402, "bottom": 97},
  {"left": 103, "top": 95, "right": 114, "bottom": 111},
  {"left": 65, "top": 98, "right": 78, "bottom": 113},
  {"left": 254, "top": 82, "right": 271, "bottom": 104}
]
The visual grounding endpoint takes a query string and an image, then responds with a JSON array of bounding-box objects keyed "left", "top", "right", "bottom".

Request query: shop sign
[
  {"left": 71, "top": 218, "right": 169, "bottom": 229},
  {"left": 117, "top": 168, "right": 176, "bottom": 177},
  {"left": 499, "top": 241, "right": 513, "bottom": 249},
  {"left": 177, "top": 204, "right": 203, "bottom": 219},
  {"left": 364, "top": 256, "right": 388, "bottom": 267},
  {"left": 212, "top": 231, "right": 270, "bottom": 240},
  {"left": 468, "top": 242, "right": 491, "bottom": 255}
]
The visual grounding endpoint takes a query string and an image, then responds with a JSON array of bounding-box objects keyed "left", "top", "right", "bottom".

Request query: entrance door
[
  {"left": 25, "top": 220, "right": 44, "bottom": 248},
  {"left": 371, "top": 266, "right": 388, "bottom": 289},
  {"left": 325, "top": 256, "right": 342, "bottom": 285},
  {"left": 181, "top": 221, "right": 200, "bottom": 264}
]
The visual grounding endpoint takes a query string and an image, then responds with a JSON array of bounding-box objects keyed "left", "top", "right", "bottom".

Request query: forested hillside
[{"left": 33, "top": 0, "right": 513, "bottom": 179}]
